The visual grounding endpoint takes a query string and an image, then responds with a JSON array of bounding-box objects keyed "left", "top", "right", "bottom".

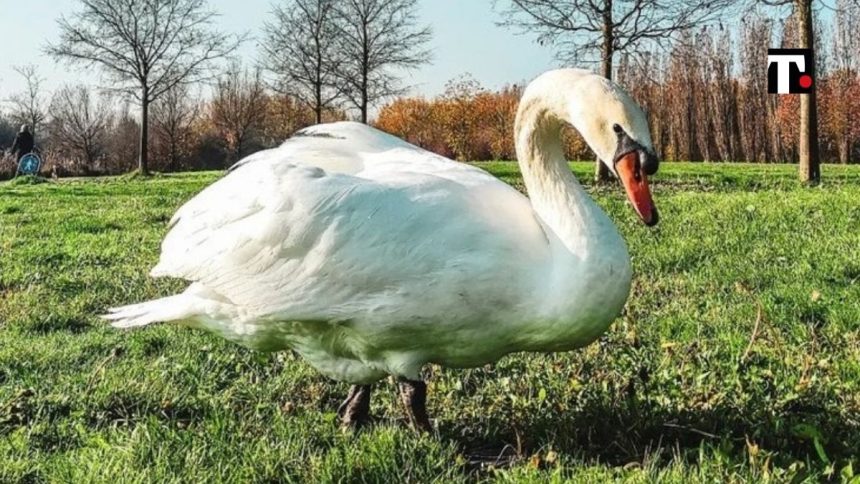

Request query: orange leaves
[
  {"left": 375, "top": 79, "right": 592, "bottom": 163},
  {"left": 375, "top": 77, "right": 523, "bottom": 161},
  {"left": 776, "top": 94, "right": 800, "bottom": 152},
  {"left": 818, "top": 72, "right": 860, "bottom": 163},
  {"left": 375, "top": 97, "right": 451, "bottom": 156},
  {"left": 774, "top": 72, "right": 860, "bottom": 164}
]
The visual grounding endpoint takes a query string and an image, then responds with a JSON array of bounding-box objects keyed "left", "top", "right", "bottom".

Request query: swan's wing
[
  {"left": 229, "top": 121, "right": 416, "bottom": 176},
  {"left": 230, "top": 121, "right": 500, "bottom": 186},
  {"left": 153, "top": 133, "right": 549, "bottom": 322}
]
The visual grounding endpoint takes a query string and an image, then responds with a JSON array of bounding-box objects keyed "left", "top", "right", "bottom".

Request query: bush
[{"left": 375, "top": 76, "right": 592, "bottom": 162}]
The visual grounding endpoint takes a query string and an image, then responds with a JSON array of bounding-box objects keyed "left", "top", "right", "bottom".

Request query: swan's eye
[{"left": 612, "top": 124, "right": 623, "bottom": 134}]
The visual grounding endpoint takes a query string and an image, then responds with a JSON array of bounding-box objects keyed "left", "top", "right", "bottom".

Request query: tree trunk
[
  {"left": 838, "top": 139, "right": 849, "bottom": 164},
  {"left": 796, "top": 0, "right": 820, "bottom": 183},
  {"left": 139, "top": 89, "right": 150, "bottom": 175},
  {"left": 236, "top": 133, "right": 244, "bottom": 162},
  {"left": 595, "top": 1, "right": 613, "bottom": 183},
  {"left": 170, "top": 136, "right": 179, "bottom": 170},
  {"left": 360, "top": 98, "right": 368, "bottom": 123},
  {"left": 360, "top": 19, "right": 369, "bottom": 124},
  {"left": 315, "top": 81, "right": 323, "bottom": 124},
  {"left": 360, "top": 66, "right": 368, "bottom": 123}
]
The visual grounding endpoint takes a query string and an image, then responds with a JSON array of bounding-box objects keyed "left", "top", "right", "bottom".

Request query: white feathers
[
  {"left": 105, "top": 295, "right": 200, "bottom": 329},
  {"left": 518, "top": 69, "right": 654, "bottom": 176},
  {"left": 105, "top": 69, "right": 652, "bottom": 383}
]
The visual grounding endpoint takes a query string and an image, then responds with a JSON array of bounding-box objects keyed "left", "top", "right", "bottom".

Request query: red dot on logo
[{"left": 799, "top": 74, "right": 813, "bottom": 88}]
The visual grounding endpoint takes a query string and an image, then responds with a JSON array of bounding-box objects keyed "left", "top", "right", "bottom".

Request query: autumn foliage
[
  {"left": 375, "top": 75, "right": 590, "bottom": 162},
  {"left": 375, "top": 23, "right": 860, "bottom": 164},
  {"left": 3, "top": 11, "right": 860, "bottom": 180}
]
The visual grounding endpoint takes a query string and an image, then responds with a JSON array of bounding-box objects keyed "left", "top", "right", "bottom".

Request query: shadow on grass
[{"left": 440, "top": 387, "right": 856, "bottom": 474}]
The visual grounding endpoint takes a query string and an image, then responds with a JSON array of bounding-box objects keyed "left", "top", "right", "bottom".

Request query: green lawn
[{"left": 1, "top": 162, "right": 859, "bottom": 482}]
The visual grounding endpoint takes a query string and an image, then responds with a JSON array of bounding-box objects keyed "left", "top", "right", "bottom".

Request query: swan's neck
[
  {"left": 515, "top": 102, "right": 607, "bottom": 252},
  {"left": 512, "top": 95, "right": 632, "bottom": 351}
]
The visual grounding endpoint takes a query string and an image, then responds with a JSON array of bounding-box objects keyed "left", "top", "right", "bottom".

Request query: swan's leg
[
  {"left": 337, "top": 384, "right": 372, "bottom": 428},
  {"left": 336, "top": 384, "right": 359, "bottom": 417},
  {"left": 398, "top": 379, "right": 432, "bottom": 432}
]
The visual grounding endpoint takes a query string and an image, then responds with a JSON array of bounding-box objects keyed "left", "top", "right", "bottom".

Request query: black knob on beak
[
  {"left": 641, "top": 150, "right": 659, "bottom": 176},
  {"left": 613, "top": 126, "right": 658, "bottom": 176}
]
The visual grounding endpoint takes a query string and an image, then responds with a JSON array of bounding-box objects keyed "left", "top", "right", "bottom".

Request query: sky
[{"left": 0, "top": 0, "right": 559, "bottom": 103}]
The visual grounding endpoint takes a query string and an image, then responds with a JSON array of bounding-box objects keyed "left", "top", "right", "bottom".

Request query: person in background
[{"left": 10, "top": 124, "right": 34, "bottom": 162}]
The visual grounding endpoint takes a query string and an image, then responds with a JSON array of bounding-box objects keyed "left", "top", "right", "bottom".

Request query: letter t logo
[{"left": 767, "top": 49, "right": 814, "bottom": 94}]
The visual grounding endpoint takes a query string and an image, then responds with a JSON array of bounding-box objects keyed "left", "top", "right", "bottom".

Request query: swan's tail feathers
[{"left": 102, "top": 295, "right": 201, "bottom": 329}]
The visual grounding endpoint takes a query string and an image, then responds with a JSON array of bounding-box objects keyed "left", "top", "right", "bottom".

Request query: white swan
[{"left": 105, "top": 68, "right": 659, "bottom": 430}]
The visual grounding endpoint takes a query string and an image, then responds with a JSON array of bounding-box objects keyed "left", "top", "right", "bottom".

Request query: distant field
[{"left": 1, "top": 162, "right": 859, "bottom": 482}]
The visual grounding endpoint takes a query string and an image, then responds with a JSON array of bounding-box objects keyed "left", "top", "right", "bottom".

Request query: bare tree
[
  {"left": 664, "top": 33, "right": 698, "bottom": 162},
  {"left": 832, "top": 0, "right": 860, "bottom": 75},
  {"left": 105, "top": 103, "right": 141, "bottom": 173},
  {"left": 703, "top": 27, "right": 739, "bottom": 162},
  {"left": 438, "top": 74, "right": 488, "bottom": 161},
  {"left": 794, "top": 0, "right": 820, "bottom": 181},
  {"left": 755, "top": 0, "right": 821, "bottom": 181},
  {"left": 263, "top": 0, "right": 342, "bottom": 124},
  {"left": 46, "top": 0, "right": 244, "bottom": 175},
  {"left": 48, "top": 85, "right": 112, "bottom": 171},
  {"left": 828, "top": 0, "right": 860, "bottom": 164},
  {"left": 7, "top": 65, "right": 47, "bottom": 137},
  {"left": 151, "top": 83, "right": 200, "bottom": 170},
  {"left": 736, "top": 15, "right": 778, "bottom": 162},
  {"left": 332, "top": 0, "right": 432, "bottom": 123},
  {"left": 210, "top": 65, "right": 268, "bottom": 162},
  {"left": 496, "top": 0, "right": 737, "bottom": 181}
]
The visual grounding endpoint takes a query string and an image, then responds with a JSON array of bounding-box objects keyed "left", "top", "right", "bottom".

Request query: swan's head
[
  {"left": 520, "top": 70, "right": 659, "bottom": 225},
  {"left": 566, "top": 73, "right": 660, "bottom": 226}
]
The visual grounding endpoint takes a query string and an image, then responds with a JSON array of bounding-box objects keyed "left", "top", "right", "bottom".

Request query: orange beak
[{"left": 616, "top": 151, "right": 658, "bottom": 226}]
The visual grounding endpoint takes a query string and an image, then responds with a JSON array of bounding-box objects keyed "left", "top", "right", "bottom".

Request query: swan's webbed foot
[
  {"left": 337, "top": 384, "right": 372, "bottom": 429},
  {"left": 398, "top": 379, "right": 433, "bottom": 432}
]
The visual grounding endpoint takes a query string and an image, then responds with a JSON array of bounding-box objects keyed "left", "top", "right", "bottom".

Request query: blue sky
[{"left": 0, "top": 0, "right": 558, "bottom": 102}]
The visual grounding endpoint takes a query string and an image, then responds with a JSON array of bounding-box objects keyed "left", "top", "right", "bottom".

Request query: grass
[{"left": 1, "top": 162, "right": 859, "bottom": 482}]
